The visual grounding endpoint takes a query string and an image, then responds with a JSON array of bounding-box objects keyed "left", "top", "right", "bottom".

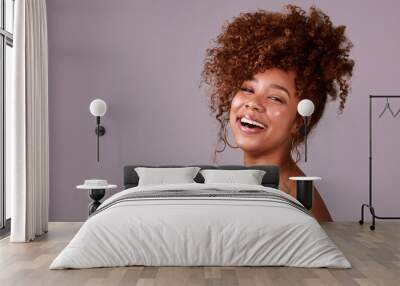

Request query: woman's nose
[{"left": 245, "top": 100, "right": 265, "bottom": 112}]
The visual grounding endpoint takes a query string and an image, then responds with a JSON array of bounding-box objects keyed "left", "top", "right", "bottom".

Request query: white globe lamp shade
[
  {"left": 297, "top": 99, "right": 314, "bottom": 117},
  {"left": 90, "top": 99, "right": 107, "bottom": 117}
]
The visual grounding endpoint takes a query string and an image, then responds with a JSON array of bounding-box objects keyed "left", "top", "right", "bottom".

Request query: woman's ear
[
  {"left": 298, "top": 124, "right": 307, "bottom": 138},
  {"left": 297, "top": 115, "right": 312, "bottom": 138},
  {"left": 290, "top": 116, "right": 303, "bottom": 134}
]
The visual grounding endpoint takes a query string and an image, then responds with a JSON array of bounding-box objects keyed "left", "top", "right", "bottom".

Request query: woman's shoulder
[
  {"left": 285, "top": 162, "right": 305, "bottom": 178},
  {"left": 279, "top": 163, "right": 304, "bottom": 197}
]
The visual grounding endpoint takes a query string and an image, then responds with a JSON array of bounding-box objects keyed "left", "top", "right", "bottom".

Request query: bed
[{"left": 49, "top": 165, "right": 351, "bottom": 269}]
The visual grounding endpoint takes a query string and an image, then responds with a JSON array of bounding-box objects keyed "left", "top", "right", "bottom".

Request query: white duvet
[{"left": 50, "top": 183, "right": 351, "bottom": 269}]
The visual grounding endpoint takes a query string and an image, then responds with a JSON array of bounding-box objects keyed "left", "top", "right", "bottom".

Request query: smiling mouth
[
  {"left": 236, "top": 117, "right": 267, "bottom": 133},
  {"left": 238, "top": 117, "right": 266, "bottom": 129}
]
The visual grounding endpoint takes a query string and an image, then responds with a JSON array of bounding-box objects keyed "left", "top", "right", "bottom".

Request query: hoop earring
[
  {"left": 223, "top": 124, "right": 239, "bottom": 149},
  {"left": 290, "top": 135, "right": 301, "bottom": 163}
]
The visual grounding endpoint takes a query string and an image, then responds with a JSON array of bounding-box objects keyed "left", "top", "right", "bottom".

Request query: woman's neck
[{"left": 243, "top": 145, "right": 294, "bottom": 171}]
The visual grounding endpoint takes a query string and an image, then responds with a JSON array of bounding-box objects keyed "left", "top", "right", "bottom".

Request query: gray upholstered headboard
[{"left": 123, "top": 165, "right": 279, "bottom": 189}]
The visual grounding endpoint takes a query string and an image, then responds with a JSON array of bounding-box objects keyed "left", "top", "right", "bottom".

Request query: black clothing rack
[{"left": 359, "top": 95, "right": 400, "bottom": 230}]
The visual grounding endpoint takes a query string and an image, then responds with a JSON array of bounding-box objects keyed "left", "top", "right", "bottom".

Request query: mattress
[{"left": 49, "top": 183, "right": 351, "bottom": 269}]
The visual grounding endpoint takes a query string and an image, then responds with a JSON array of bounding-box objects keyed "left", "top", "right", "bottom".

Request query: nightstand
[
  {"left": 77, "top": 179, "right": 117, "bottom": 215},
  {"left": 289, "top": 176, "right": 321, "bottom": 210}
]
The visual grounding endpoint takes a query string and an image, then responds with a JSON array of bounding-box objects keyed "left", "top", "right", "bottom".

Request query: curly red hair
[{"left": 200, "top": 4, "right": 355, "bottom": 162}]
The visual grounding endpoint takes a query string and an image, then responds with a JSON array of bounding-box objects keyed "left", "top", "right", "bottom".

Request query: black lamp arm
[
  {"left": 94, "top": 116, "right": 106, "bottom": 162},
  {"left": 304, "top": 116, "right": 308, "bottom": 162}
]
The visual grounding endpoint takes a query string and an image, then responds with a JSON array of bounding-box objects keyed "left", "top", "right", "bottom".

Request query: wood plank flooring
[{"left": 0, "top": 222, "right": 399, "bottom": 286}]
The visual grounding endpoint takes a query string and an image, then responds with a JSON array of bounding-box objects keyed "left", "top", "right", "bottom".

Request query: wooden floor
[{"left": 0, "top": 222, "right": 399, "bottom": 286}]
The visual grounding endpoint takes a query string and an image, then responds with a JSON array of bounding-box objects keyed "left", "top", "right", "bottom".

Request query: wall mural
[{"left": 201, "top": 5, "right": 355, "bottom": 221}]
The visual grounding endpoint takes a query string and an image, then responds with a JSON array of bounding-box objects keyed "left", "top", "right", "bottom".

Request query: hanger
[{"left": 378, "top": 97, "right": 400, "bottom": 118}]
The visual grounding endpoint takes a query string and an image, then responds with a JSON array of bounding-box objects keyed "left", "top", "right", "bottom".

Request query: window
[{"left": 0, "top": 0, "right": 14, "bottom": 232}]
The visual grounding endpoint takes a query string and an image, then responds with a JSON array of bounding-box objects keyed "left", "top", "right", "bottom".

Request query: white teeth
[{"left": 240, "top": 117, "right": 266, "bottom": 129}]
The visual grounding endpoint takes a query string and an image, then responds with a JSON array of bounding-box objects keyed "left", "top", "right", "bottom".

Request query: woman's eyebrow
[
  {"left": 248, "top": 78, "right": 290, "bottom": 98},
  {"left": 269, "top": 84, "right": 290, "bottom": 98}
]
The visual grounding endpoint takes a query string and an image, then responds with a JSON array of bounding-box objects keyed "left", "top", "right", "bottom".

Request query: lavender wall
[{"left": 47, "top": 0, "right": 400, "bottom": 222}]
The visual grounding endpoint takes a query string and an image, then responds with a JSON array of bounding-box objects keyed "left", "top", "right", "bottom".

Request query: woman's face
[{"left": 229, "top": 68, "right": 300, "bottom": 156}]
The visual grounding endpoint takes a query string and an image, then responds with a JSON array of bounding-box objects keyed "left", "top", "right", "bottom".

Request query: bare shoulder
[
  {"left": 288, "top": 163, "right": 306, "bottom": 177},
  {"left": 279, "top": 164, "right": 305, "bottom": 197}
]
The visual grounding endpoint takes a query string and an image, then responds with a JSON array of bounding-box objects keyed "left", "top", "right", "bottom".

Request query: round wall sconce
[{"left": 89, "top": 99, "right": 107, "bottom": 162}]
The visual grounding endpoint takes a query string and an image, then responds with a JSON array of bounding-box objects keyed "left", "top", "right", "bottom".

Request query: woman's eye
[
  {"left": 269, "top": 96, "right": 282, "bottom": 103},
  {"left": 240, "top": 87, "right": 253, "bottom": 93}
]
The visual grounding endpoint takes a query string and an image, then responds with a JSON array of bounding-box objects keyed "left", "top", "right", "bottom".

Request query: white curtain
[{"left": 8, "top": 0, "right": 49, "bottom": 242}]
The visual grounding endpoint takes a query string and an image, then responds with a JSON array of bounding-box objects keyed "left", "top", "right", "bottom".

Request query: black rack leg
[
  {"left": 359, "top": 204, "right": 376, "bottom": 230},
  {"left": 370, "top": 206, "right": 376, "bottom": 230},
  {"left": 359, "top": 204, "right": 366, "bottom": 225}
]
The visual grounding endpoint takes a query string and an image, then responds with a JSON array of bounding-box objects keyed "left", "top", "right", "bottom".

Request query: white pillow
[
  {"left": 200, "top": 169, "right": 266, "bottom": 185},
  {"left": 135, "top": 167, "right": 201, "bottom": 186}
]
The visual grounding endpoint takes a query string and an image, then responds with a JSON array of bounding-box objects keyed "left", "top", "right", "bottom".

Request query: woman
[{"left": 201, "top": 5, "right": 355, "bottom": 221}]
